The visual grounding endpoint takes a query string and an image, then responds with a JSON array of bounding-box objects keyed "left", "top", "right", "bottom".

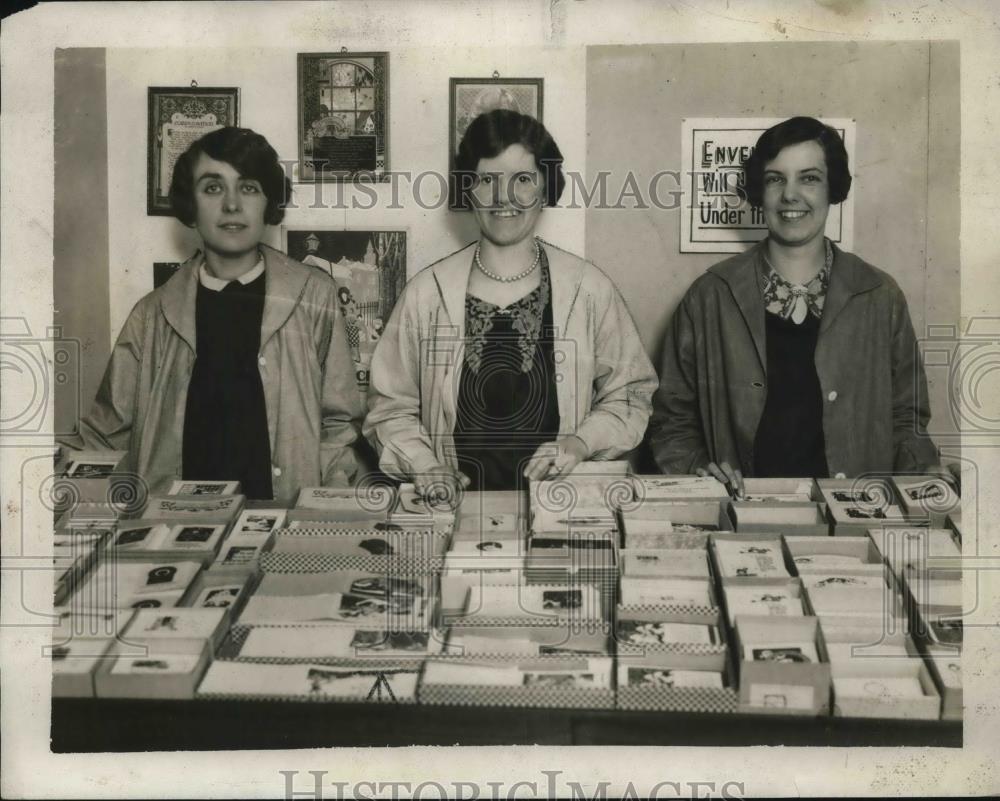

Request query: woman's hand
[
  {"left": 696, "top": 461, "right": 745, "bottom": 499},
  {"left": 523, "top": 435, "right": 589, "bottom": 482},
  {"left": 413, "top": 465, "right": 471, "bottom": 510}
]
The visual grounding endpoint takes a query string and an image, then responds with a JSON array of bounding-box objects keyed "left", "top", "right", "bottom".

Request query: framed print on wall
[
  {"left": 282, "top": 228, "right": 407, "bottom": 393},
  {"left": 147, "top": 86, "right": 240, "bottom": 215},
  {"left": 297, "top": 51, "right": 389, "bottom": 182},
  {"left": 448, "top": 77, "right": 543, "bottom": 209}
]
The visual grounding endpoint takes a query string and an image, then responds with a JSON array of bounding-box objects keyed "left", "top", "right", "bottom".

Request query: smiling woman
[
  {"left": 365, "top": 110, "right": 657, "bottom": 502},
  {"left": 649, "top": 116, "right": 940, "bottom": 489},
  {"left": 61, "top": 127, "right": 364, "bottom": 503}
]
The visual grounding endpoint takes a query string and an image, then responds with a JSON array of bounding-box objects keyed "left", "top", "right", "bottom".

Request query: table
[{"left": 51, "top": 698, "right": 961, "bottom": 751}]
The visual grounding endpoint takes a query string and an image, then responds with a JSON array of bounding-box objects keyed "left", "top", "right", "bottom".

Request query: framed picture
[
  {"left": 297, "top": 52, "right": 389, "bottom": 182},
  {"left": 282, "top": 228, "right": 406, "bottom": 392},
  {"left": 448, "top": 77, "right": 543, "bottom": 209},
  {"left": 147, "top": 86, "right": 239, "bottom": 215}
]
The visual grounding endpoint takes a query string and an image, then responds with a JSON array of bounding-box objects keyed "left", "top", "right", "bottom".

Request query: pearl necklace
[{"left": 475, "top": 238, "right": 541, "bottom": 283}]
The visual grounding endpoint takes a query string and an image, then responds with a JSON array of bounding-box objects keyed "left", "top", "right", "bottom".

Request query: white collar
[{"left": 198, "top": 254, "right": 265, "bottom": 291}]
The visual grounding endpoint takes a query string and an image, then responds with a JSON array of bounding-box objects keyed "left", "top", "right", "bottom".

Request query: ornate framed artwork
[
  {"left": 448, "top": 77, "right": 543, "bottom": 209},
  {"left": 297, "top": 52, "right": 389, "bottom": 182},
  {"left": 147, "top": 86, "right": 239, "bottom": 215},
  {"left": 282, "top": 228, "right": 406, "bottom": 392}
]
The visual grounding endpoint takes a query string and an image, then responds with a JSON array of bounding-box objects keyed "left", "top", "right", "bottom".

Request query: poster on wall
[
  {"left": 282, "top": 228, "right": 406, "bottom": 393},
  {"left": 297, "top": 52, "right": 389, "bottom": 182},
  {"left": 448, "top": 77, "right": 543, "bottom": 209},
  {"left": 147, "top": 87, "right": 240, "bottom": 216},
  {"left": 679, "top": 117, "right": 856, "bottom": 253}
]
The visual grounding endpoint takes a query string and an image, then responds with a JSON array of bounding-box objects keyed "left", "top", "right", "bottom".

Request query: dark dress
[
  {"left": 752, "top": 309, "right": 829, "bottom": 479},
  {"left": 453, "top": 251, "right": 561, "bottom": 491},
  {"left": 182, "top": 273, "right": 274, "bottom": 499}
]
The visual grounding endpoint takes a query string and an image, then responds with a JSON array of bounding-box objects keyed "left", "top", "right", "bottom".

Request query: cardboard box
[
  {"left": 870, "top": 527, "right": 961, "bottom": 579},
  {"left": 786, "top": 535, "right": 886, "bottom": 576},
  {"left": 622, "top": 501, "right": 734, "bottom": 538},
  {"left": 723, "top": 580, "right": 805, "bottom": 627},
  {"left": 615, "top": 615, "right": 727, "bottom": 662},
  {"left": 108, "top": 519, "right": 230, "bottom": 566},
  {"left": 734, "top": 615, "right": 831, "bottom": 715},
  {"left": 225, "top": 624, "right": 449, "bottom": 664},
  {"left": 419, "top": 655, "right": 615, "bottom": 709},
  {"left": 122, "top": 607, "right": 228, "bottom": 654},
  {"left": 443, "top": 629, "right": 610, "bottom": 658},
  {"left": 891, "top": 475, "right": 960, "bottom": 526},
  {"left": 456, "top": 491, "right": 527, "bottom": 519},
  {"left": 270, "top": 527, "right": 449, "bottom": 560},
  {"left": 168, "top": 479, "right": 242, "bottom": 496},
  {"left": 710, "top": 533, "right": 793, "bottom": 583},
  {"left": 615, "top": 657, "right": 738, "bottom": 713},
  {"left": 180, "top": 565, "right": 256, "bottom": 615},
  {"left": 54, "top": 449, "right": 128, "bottom": 510},
  {"left": 452, "top": 512, "right": 524, "bottom": 540},
  {"left": 95, "top": 638, "right": 213, "bottom": 699},
  {"left": 729, "top": 501, "right": 830, "bottom": 536},
  {"left": 51, "top": 636, "right": 117, "bottom": 697},
  {"left": 741, "top": 478, "right": 818, "bottom": 503},
  {"left": 831, "top": 655, "right": 941, "bottom": 720},
  {"left": 142, "top": 494, "right": 246, "bottom": 524},
  {"left": 920, "top": 643, "right": 962, "bottom": 721},
  {"left": 629, "top": 474, "right": 730, "bottom": 502}
]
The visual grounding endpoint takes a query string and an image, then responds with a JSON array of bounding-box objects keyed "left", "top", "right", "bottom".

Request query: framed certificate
[
  {"left": 147, "top": 87, "right": 240, "bottom": 216},
  {"left": 448, "top": 77, "right": 543, "bottom": 209},
  {"left": 297, "top": 52, "right": 389, "bottom": 182}
]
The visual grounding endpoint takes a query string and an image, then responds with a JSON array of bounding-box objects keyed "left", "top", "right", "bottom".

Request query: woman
[
  {"left": 649, "top": 116, "right": 938, "bottom": 494},
  {"left": 365, "top": 109, "right": 656, "bottom": 501},
  {"left": 64, "top": 127, "right": 362, "bottom": 502}
]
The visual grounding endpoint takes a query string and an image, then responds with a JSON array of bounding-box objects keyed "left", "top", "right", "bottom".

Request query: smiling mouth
[
  {"left": 778, "top": 210, "right": 808, "bottom": 221},
  {"left": 219, "top": 223, "right": 248, "bottom": 231},
  {"left": 490, "top": 209, "right": 522, "bottom": 218}
]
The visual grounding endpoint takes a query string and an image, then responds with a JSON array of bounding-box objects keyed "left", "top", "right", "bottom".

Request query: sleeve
[
  {"left": 647, "top": 291, "right": 712, "bottom": 474},
  {"left": 889, "top": 285, "right": 940, "bottom": 471},
  {"left": 363, "top": 284, "right": 445, "bottom": 479},
  {"left": 60, "top": 302, "right": 146, "bottom": 453},
  {"left": 571, "top": 278, "right": 658, "bottom": 459},
  {"left": 318, "top": 285, "right": 365, "bottom": 487}
]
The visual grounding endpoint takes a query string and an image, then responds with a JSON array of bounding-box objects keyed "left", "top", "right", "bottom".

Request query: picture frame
[
  {"left": 448, "top": 77, "right": 543, "bottom": 209},
  {"left": 282, "top": 227, "right": 407, "bottom": 392},
  {"left": 147, "top": 86, "right": 239, "bottom": 216},
  {"left": 297, "top": 51, "right": 389, "bottom": 182}
]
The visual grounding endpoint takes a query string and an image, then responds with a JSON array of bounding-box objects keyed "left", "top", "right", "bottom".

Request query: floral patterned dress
[{"left": 453, "top": 250, "right": 561, "bottom": 491}]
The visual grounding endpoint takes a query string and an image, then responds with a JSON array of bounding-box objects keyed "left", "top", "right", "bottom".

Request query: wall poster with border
[
  {"left": 147, "top": 87, "right": 240, "bottom": 216},
  {"left": 679, "top": 117, "right": 856, "bottom": 253},
  {"left": 282, "top": 228, "right": 407, "bottom": 393},
  {"left": 448, "top": 77, "right": 543, "bottom": 209},
  {"left": 297, "top": 52, "right": 389, "bottom": 183}
]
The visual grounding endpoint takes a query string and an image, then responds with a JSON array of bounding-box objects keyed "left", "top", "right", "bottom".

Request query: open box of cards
[
  {"left": 50, "top": 609, "right": 136, "bottom": 697},
  {"left": 739, "top": 478, "right": 818, "bottom": 503},
  {"left": 621, "top": 501, "right": 734, "bottom": 537},
  {"left": 238, "top": 567, "right": 437, "bottom": 630},
  {"left": 729, "top": 502, "right": 830, "bottom": 536},
  {"left": 93, "top": 608, "right": 227, "bottom": 699},
  {"left": 891, "top": 475, "right": 960, "bottom": 526},
  {"left": 67, "top": 558, "right": 204, "bottom": 611},
  {"left": 54, "top": 449, "right": 128, "bottom": 509},
  {"left": 785, "top": 535, "right": 886, "bottom": 576},
  {"left": 615, "top": 653, "right": 738, "bottom": 713},
  {"left": 268, "top": 527, "right": 450, "bottom": 570},
  {"left": 197, "top": 659, "right": 421, "bottom": 703},
  {"left": 710, "top": 533, "right": 794, "bottom": 584},
  {"left": 628, "top": 474, "right": 731, "bottom": 502},
  {"left": 733, "top": 615, "right": 831, "bottom": 716},
  {"left": 618, "top": 535, "right": 719, "bottom": 623},
  {"left": 419, "top": 655, "right": 615, "bottom": 709},
  {"left": 814, "top": 479, "right": 918, "bottom": 534},
  {"left": 219, "top": 622, "right": 448, "bottom": 666},
  {"left": 442, "top": 627, "right": 610, "bottom": 658},
  {"left": 108, "top": 519, "right": 231, "bottom": 566},
  {"left": 445, "top": 582, "right": 607, "bottom": 633}
]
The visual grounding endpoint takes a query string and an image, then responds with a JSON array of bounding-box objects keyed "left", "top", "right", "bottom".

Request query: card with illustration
[
  {"left": 745, "top": 642, "right": 819, "bottom": 664},
  {"left": 618, "top": 620, "right": 715, "bottom": 646},
  {"left": 624, "top": 666, "right": 724, "bottom": 688}
]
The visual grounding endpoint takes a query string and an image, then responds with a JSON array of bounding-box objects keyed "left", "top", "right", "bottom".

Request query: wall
[
  {"left": 585, "top": 41, "right": 961, "bottom": 443},
  {"left": 104, "top": 46, "right": 585, "bottom": 338},
  {"left": 53, "top": 48, "right": 110, "bottom": 436}
]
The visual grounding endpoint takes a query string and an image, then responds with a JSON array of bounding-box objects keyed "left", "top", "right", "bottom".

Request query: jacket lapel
[
  {"left": 260, "top": 245, "right": 309, "bottom": 349},
  {"left": 543, "top": 241, "right": 586, "bottom": 335},
  {"left": 158, "top": 253, "right": 201, "bottom": 352},
  {"left": 709, "top": 244, "right": 767, "bottom": 371},
  {"left": 819, "top": 244, "right": 884, "bottom": 334},
  {"left": 430, "top": 243, "right": 477, "bottom": 342}
]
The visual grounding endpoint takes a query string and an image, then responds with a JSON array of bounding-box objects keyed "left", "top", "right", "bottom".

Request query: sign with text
[{"left": 680, "top": 118, "right": 855, "bottom": 253}]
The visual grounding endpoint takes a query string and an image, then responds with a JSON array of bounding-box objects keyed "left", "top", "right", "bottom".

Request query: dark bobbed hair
[
  {"left": 453, "top": 109, "right": 566, "bottom": 207},
  {"left": 742, "top": 116, "right": 852, "bottom": 208},
  {"left": 169, "top": 127, "right": 292, "bottom": 226}
]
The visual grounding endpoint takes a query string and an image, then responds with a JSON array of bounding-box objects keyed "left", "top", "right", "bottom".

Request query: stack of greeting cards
[{"left": 50, "top": 608, "right": 135, "bottom": 697}]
